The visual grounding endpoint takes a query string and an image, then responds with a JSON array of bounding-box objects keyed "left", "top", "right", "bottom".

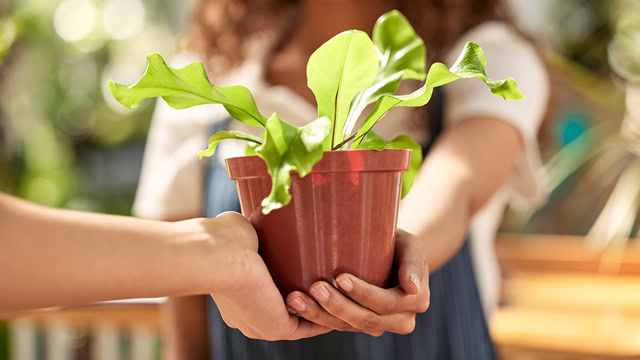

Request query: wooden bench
[{"left": 493, "top": 234, "right": 640, "bottom": 359}]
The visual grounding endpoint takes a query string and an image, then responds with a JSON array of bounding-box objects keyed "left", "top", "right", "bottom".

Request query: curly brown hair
[{"left": 189, "top": 0, "right": 510, "bottom": 76}]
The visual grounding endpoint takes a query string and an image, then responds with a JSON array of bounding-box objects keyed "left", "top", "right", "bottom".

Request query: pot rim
[{"left": 226, "top": 149, "right": 412, "bottom": 179}]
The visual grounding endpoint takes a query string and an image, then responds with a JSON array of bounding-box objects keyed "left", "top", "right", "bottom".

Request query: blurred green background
[{"left": 0, "top": 0, "right": 194, "bottom": 215}]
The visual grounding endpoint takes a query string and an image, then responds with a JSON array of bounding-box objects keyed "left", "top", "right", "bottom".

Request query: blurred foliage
[
  {"left": 0, "top": 0, "right": 193, "bottom": 214},
  {"left": 548, "top": 0, "right": 614, "bottom": 74},
  {"left": 0, "top": 323, "right": 9, "bottom": 360},
  {"left": 504, "top": 0, "right": 640, "bottom": 241},
  {"left": 608, "top": 0, "right": 640, "bottom": 82}
]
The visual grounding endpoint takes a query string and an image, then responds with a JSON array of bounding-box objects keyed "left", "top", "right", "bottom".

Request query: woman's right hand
[{"left": 189, "top": 212, "right": 330, "bottom": 341}]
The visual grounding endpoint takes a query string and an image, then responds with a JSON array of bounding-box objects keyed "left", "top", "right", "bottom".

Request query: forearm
[
  {"left": 398, "top": 117, "right": 522, "bottom": 270},
  {"left": 0, "top": 194, "right": 218, "bottom": 312}
]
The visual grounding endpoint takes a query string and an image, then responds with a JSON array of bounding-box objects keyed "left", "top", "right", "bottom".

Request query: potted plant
[{"left": 108, "top": 10, "right": 524, "bottom": 295}]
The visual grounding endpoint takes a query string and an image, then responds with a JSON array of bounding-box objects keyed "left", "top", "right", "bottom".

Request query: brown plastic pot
[{"left": 226, "top": 149, "right": 411, "bottom": 296}]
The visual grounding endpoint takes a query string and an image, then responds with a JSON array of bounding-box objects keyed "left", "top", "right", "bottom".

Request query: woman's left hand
[{"left": 285, "top": 230, "right": 430, "bottom": 337}]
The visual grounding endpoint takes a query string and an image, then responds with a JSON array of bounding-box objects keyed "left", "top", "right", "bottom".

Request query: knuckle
[
  {"left": 397, "top": 318, "right": 416, "bottom": 335},
  {"left": 241, "top": 329, "right": 258, "bottom": 339},
  {"left": 220, "top": 314, "right": 237, "bottom": 329},
  {"left": 224, "top": 320, "right": 237, "bottom": 329},
  {"left": 368, "top": 331, "right": 384, "bottom": 337},
  {"left": 415, "top": 293, "right": 431, "bottom": 313},
  {"left": 360, "top": 315, "right": 380, "bottom": 331},
  {"left": 418, "top": 292, "right": 431, "bottom": 313}
]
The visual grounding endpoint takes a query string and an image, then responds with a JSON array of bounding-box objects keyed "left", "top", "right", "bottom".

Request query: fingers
[
  {"left": 225, "top": 307, "right": 332, "bottom": 341},
  {"left": 335, "top": 274, "right": 429, "bottom": 315},
  {"left": 282, "top": 229, "right": 430, "bottom": 337},
  {"left": 286, "top": 292, "right": 359, "bottom": 332},
  {"left": 394, "top": 229, "right": 427, "bottom": 295},
  {"left": 307, "top": 281, "right": 417, "bottom": 335},
  {"left": 283, "top": 316, "right": 332, "bottom": 340}
]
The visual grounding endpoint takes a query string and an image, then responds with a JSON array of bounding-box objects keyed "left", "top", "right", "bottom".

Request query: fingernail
[
  {"left": 286, "top": 305, "right": 297, "bottom": 315},
  {"left": 410, "top": 273, "right": 420, "bottom": 291},
  {"left": 289, "top": 297, "right": 306, "bottom": 312},
  {"left": 311, "top": 284, "right": 330, "bottom": 302},
  {"left": 336, "top": 276, "right": 353, "bottom": 292}
]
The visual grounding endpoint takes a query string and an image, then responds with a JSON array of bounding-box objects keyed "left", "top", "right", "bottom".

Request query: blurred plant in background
[
  {"left": 0, "top": 0, "right": 194, "bottom": 214},
  {"left": 505, "top": 0, "right": 640, "bottom": 251},
  {"left": 583, "top": 0, "right": 640, "bottom": 248}
]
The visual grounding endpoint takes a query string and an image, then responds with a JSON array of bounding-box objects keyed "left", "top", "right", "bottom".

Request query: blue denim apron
[{"left": 203, "top": 89, "right": 496, "bottom": 360}]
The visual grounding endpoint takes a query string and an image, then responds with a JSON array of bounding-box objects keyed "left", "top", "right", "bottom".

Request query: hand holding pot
[
  {"left": 205, "top": 212, "right": 332, "bottom": 340},
  {"left": 285, "top": 230, "right": 430, "bottom": 336}
]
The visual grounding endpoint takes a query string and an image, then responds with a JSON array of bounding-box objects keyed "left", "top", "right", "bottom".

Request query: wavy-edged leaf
[
  {"left": 197, "top": 131, "right": 263, "bottom": 160},
  {"left": 342, "top": 11, "right": 426, "bottom": 143},
  {"left": 307, "top": 30, "right": 378, "bottom": 148},
  {"left": 373, "top": 10, "right": 427, "bottom": 81},
  {"left": 354, "top": 42, "right": 525, "bottom": 145},
  {"left": 355, "top": 132, "right": 423, "bottom": 198},
  {"left": 425, "top": 42, "right": 525, "bottom": 100},
  {"left": 256, "top": 114, "right": 331, "bottom": 214},
  {"left": 108, "top": 54, "right": 268, "bottom": 127}
]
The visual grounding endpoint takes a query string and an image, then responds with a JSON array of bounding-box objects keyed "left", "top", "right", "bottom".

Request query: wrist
[
  {"left": 167, "top": 218, "right": 223, "bottom": 295},
  {"left": 170, "top": 214, "right": 259, "bottom": 296}
]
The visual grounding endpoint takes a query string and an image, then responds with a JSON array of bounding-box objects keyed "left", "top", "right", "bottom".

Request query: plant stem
[{"left": 332, "top": 132, "right": 357, "bottom": 150}]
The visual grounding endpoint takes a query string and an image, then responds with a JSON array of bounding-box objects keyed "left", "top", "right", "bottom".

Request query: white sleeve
[
  {"left": 444, "top": 22, "right": 550, "bottom": 209},
  {"left": 132, "top": 100, "right": 226, "bottom": 220}
]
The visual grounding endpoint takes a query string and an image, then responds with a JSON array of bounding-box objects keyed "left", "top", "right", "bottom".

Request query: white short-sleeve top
[{"left": 132, "top": 21, "right": 549, "bottom": 315}]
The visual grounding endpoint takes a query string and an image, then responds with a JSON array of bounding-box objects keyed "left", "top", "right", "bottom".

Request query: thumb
[{"left": 394, "top": 229, "right": 427, "bottom": 295}]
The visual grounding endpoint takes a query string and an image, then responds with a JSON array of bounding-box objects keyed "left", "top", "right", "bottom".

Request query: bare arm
[
  {"left": 0, "top": 194, "right": 329, "bottom": 340},
  {"left": 0, "top": 194, "right": 221, "bottom": 311},
  {"left": 398, "top": 116, "right": 522, "bottom": 270}
]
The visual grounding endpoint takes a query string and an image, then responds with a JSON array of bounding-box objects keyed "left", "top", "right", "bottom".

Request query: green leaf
[
  {"left": 425, "top": 42, "right": 525, "bottom": 100},
  {"left": 307, "top": 30, "right": 378, "bottom": 149},
  {"left": 354, "top": 42, "right": 525, "bottom": 145},
  {"left": 355, "top": 132, "right": 423, "bottom": 198},
  {"left": 353, "top": 131, "right": 389, "bottom": 151},
  {"left": 197, "top": 130, "right": 263, "bottom": 160},
  {"left": 388, "top": 135, "right": 423, "bottom": 198},
  {"left": 256, "top": 114, "right": 332, "bottom": 214},
  {"left": 342, "top": 10, "right": 426, "bottom": 143},
  {"left": 245, "top": 142, "right": 260, "bottom": 156},
  {"left": 108, "top": 54, "right": 268, "bottom": 127},
  {"left": 353, "top": 85, "right": 434, "bottom": 145},
  {"left": 373, "top": 10, "right": 426, "bottom": 81}
]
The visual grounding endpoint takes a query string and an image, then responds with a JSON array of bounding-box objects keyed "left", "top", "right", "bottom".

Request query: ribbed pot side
[{"left": 226, "top": 149, "right": 411, "bottom": 296}]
